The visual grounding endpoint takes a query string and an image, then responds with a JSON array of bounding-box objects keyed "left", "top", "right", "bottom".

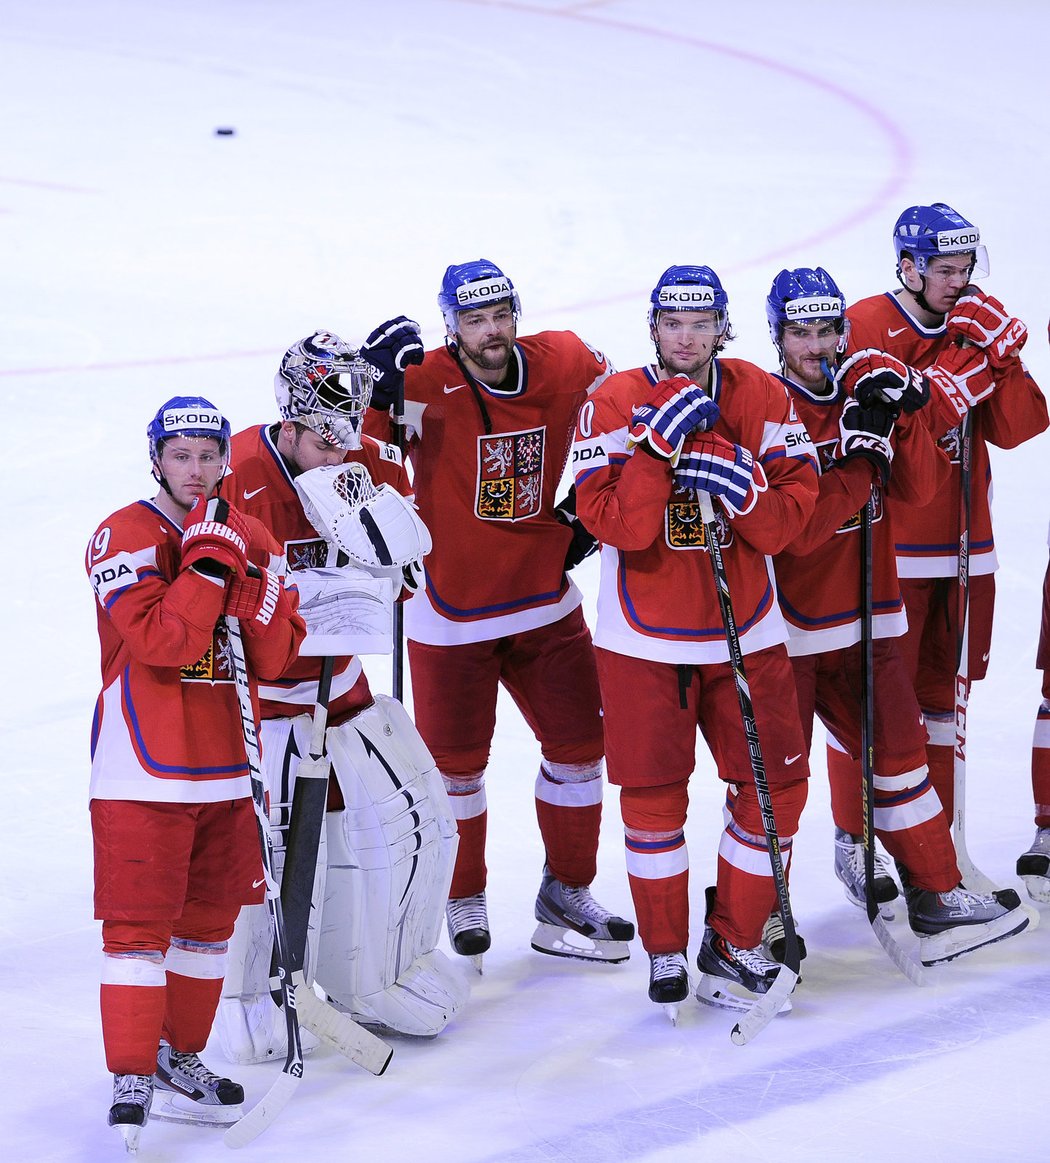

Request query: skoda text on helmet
[
  {"left": 148, "top": 396, "right": 231, "bottom": 463},
  {"left": 765, "top": 267, "right": 850, "bottom": 354},
  {"left": 438, "top": 259, "right": 522, "bottom": 335},
  {"left": 648, "top": 265, "right": 732, "bottom": 365},
  {"left": 893, "top": 202, "right": 990, "bottom": 281},
  {"left": 274, "top": 330, "right": 376, "bottom": 451}
]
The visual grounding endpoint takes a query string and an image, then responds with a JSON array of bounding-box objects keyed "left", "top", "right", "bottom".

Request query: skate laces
[
  {"left": 556, "top": 882, "right": 613, "bottom": 924},
  {"left": 839, "top": 835, "right": 893, "bottom": 884},
  {"left": 939, "top": 886, "right": 996, "bottom": 912},
  {"left": 726, "top": 938, "right": 779, "bottom": 976},
  {"left": 165, "top": 1048, "right": 224, "bottom": 1087},
  {"left": 113, "top": 1074, "right": 154, "bottom": 1105},
  {"left": 650, "top": 951, "right": 687, "bottom": 981},
  {"left": 447, "top": 893, "right": 487, "bottom": 933}
]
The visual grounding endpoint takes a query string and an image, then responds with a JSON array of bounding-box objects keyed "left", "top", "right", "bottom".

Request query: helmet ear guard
[
  {"left": 437, "top": 259, "right": 521, "bottom": 335},
  {"left": 275, "top": 331, "right": 376, "bottom": 450}
]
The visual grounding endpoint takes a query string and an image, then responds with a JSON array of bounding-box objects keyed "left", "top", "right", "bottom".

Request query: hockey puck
[{"left": 215, "top": 127, "right": 236, "bottom": 136}]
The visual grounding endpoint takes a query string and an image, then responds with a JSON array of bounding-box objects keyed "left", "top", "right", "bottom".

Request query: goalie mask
[{"left": 275, "top": 331, "right": 377, "bottom": 451}]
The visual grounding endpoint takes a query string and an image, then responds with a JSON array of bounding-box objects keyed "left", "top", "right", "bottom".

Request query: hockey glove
[
  {"left": 361, "top": 316, "right": 426, "bottom": 411},
  {"left": 225, "top": 566, "right": 282, "bottom": 627},
  {"left": 947, "top": 289, "right": 1028, "bottom": 368},
  {"left": 181, "top": 495, "right": 251, "bottom": 578},
  {"left": 837, "top": 397, "right": 896, "bottom": 485},
  {"left": 554, "top": 486, "right": 599, "bottom": 571},
  {"left": 924, "top": 342, "right": 997, "bottom": 421},
  {"left": 628, "top": 376, "right": 720, "bottom": 462},
  {"left": 674, "top": 433, "right": 758, "bottom": 513},
  {"left": 835, "top": 348, "right": 928, "bottom": 414},
  {"left": 402, "top": 558, "right": 425, "bottom": 596}
]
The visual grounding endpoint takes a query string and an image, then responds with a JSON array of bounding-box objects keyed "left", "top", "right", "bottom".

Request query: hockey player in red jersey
[
  {"left": 1018, "top": 517, "right": 1050, "bottom": 902},
  {"left": 831, "top": 203, "right": 1047, "bottom": 878},
  {"left": 86, "top": 397, "right": 306, "bottom": 1150},
  {"left": 217, "top": 331, "right": 465, "bottom": 1053},
  {"left": 364, "top": 260, "right": 634, "bottom": 968},
  {"left": 766, "top": 267, "right": 1029, "bottom": 964},
  {"left": 571, "top": 264, "right": 820, "bottom": 1016}
]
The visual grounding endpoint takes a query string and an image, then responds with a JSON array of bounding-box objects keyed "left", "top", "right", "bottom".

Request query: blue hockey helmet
[
  {"left": 892, "top": 202, "right": 989, "bottom": 278},
  {"left": 648, "top": 265, "right": 729, "bottom": 330},
  {"left": 765, "top": 267, "right": 849, "bottom": 351},
  {"left": 438, "top": 259, "right": 521, "bottom": 333},
  {"left": 148, "top": 396, "right": 231, "bottom": 462}
]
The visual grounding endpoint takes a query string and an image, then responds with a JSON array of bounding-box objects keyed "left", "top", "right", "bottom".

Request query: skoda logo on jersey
[
  {"left": 935, "top": 228, "right": 980, "bottom": 252},
  {"left": 785, "top": 296, "right": 843, "bottom": 318},
  {"left": 456, "top": 278, "right": 513, "bottom": 306},
  {"left": 162, "top": 408, "right": 223, "bottom": 432},
  {"left": 657, "top": 287, "right": 715, "bottom": 308}
]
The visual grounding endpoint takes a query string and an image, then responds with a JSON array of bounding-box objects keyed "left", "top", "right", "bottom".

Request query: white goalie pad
[
  {"left": 291, "top": 565, "right": 395, "bottom": 657},
  {"left": 294, "top": 463, "right": 432, "bottom": 572},
  {"left": 216, "top": 715, "right": 325, "bottom": 1065},
  {"left": 315, "top": 695, "right": 469, "bottom": 1036}
]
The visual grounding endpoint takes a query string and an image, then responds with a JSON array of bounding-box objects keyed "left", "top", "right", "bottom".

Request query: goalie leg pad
[{"left": 316, "top": 696, "right": 467, "bottom": 1036}]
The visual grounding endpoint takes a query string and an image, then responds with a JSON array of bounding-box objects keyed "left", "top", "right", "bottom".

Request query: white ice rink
[{"left": 3, "top": 2, "right": 1050, "bottom": 1159}]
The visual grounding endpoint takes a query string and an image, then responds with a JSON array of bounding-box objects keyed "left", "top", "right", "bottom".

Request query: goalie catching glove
[
  {"left": 628, "top": 375, "right": 720, "bottom": 462},
  {"left": 294, "top": 463, "right": 432, "bottom": 584},
  {"left": 947, "top": 288, "right": 1028, "bottom": 368},
  {"left": 835, "top": 348, "right": 929, "bottom": 414}
]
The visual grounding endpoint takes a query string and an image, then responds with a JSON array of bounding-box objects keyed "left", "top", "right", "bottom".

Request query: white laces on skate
[
  {"left": 166, "top": 1049, "right": 224, "bottom": 1087},
  {"left": 558, "top": 883, "right": 615, "bottom": 924},
  {"left": 726, "top": 939, "right": 779, "bottom": 976},
  {"left": 650, "top": 951, "right": 688, "bottom": 981},
  {"left": 446, "top": 893, "right": 488, "bottom": 933},
  {"left": 113, "top": 1073, "right": 154, "bottom": 1106}
]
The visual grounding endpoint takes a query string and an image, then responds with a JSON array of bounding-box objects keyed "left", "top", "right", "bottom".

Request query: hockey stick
[
  {"left": 951, "top": 410, "right": 998, "bottom": 894},
  {"left": 696, "top": 492, "right": 799, "bottom": 1046},
  {"left": 859, "top": 496, "right": 927, "bottom": 985},
  {"left": 392, "top": 377, "right": 407, "bottom": 702},
  {"left": 224, "top": 615, "right": 304, "bottom": 1148}
]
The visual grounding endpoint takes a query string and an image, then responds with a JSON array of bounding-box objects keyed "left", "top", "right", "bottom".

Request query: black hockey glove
[
  {"left": 361, "top": 316, "right": 425, "bottom": 411},
  {"left": 837, "top": 397, "right": 897, "bottom": 485},
  {"left": 555, "top": 487, "right": 598, "bottom": 572}
]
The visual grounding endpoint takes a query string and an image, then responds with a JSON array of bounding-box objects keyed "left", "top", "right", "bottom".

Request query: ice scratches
[{"left": 488, "top": 968, "right": 1050, "bottom": 1163}]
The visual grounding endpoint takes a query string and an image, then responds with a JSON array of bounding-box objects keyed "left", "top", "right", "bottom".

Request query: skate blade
[
  {"left": 919, "top": 910, "right": 1031, "bottom": 966},
  {"left": 694, "top": 974, "right": 793, "bottom": 1015},
  {"left": 530, "top": 922, "right": 630, "bottom": 963},
  {"left": 151, "top": 1088, "right": 242, "bottom": 1128},
  {"left": 115, "top": 1123, "right": 143, "bottom": 1155},
  {"left": 1020, "top": 875, "right": 1050, "bottom": 905},
  {"left": 662, "top": 1001, "right": 681, "bottom": 1025}
]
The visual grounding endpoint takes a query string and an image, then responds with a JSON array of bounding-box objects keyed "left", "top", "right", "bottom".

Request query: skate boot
[
  {"left": 153, "top": 1041, "right": 244, "bottom": 1126},
  {"left": 761, "top": 909, "right": 807, "bottom": 967},
  {"left": 695, "top": 925, "right": 793, "bottom": 1015},
  {"left": 446, "top": 892, "right": 490, "bottom": 973},
  {"left": 834, "top": 826, "right": 899, "bottom": 920},
  {"left": 648, "top": 951, "right": 689, "bottom": 1024},
  {"left": 109, "top": 1073, "right": 154, "bottom": 1154},
  {"left": 1016, "top": 827, "right": 1050, "bottom": 904},
  {"left": 906, "top": 882, "right": 1031, "bottom": 966},
  {"left": 531, "top": 865, "right": 634, "bottom": 963}
]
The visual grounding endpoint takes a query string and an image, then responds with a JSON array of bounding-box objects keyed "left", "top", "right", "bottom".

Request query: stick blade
[{"left": 223, "top": 1070, "right": 301, "bottom": 1149}]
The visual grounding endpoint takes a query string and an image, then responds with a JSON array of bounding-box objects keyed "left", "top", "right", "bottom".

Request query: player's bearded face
[
  {"left": 454, "top": 303, "right": 516, "bottom": 372},
  {"left": 780, "top": 321, "right": 841, "bottom": 389},
  {"left": 654, "top": 310, "right": 723, "bottom": 378}
]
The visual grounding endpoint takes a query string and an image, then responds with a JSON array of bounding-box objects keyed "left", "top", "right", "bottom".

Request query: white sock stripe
[
  {"left": 873, "top": 790, "right": 944, "bottom": 832},
  {"left": 923, "top": 716, "right": 955, "bottom": 747},
  {"left": 445, "top": 785, "right": 487, "bottom": 821},
  {"left": 164, "top": 941, "right": 229, "bottom": 980},
  {"left": 872, "top": 765, "right": 928, "bottom": 793},
  {"left": 101, "top": 953, "right": 166, "bottom": 987},
  {"left": 625, "top": 845, "right": 689, "bottom": 880},
  {"left": 718, "top": 829, "right": 792, "bottom": 877},
  {"left": 541, "top": 759, "right": 604, "bottom": 783},
  {"left": 1034, "top": 718, "right": 1050, "bottom": 747},
  {"left": 535, "top": 771, "right": 603, "bottom": 808}
]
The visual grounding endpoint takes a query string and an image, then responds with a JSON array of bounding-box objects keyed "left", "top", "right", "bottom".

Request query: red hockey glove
[
  {"left": 181, "top": 495, "right": 251, "bottom": 577},
  {"left": 947, "top": 289, "right": 1028, "bottom": 368},
  {"left": 835, "top": 348, "right": 927, "bottom": 414},
  {"left": 225, "top": 566, "right": 282, "bottom": 627},
  {"left": 924, "top": 343, "right": 997, "bottom": 421},
  {"left": 629, "top": 376, "right": 721, "bottom": 461}
]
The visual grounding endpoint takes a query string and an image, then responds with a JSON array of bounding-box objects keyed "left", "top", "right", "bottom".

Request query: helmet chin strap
[{"left": 897, "top": 267, "right": 938, "bottom": 317}]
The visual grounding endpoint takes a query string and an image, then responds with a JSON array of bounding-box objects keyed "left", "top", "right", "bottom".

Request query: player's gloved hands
[
  {"left": 181, "top": 495, "right": 251, "bottom": 578},
  {"left": 225, "top": 565, "right": 282, "bottom": 626},
  {"left": 554, "top": 487, "right": 598, "bottom": 571},
  {"left": 924, "top": 342, "right": 997, "bottom": 421},
  {"left": 947, "top": 288, "right": 1028, "bottom": 368},
  {"left": 401, "top": 559, "right": 425, "bottom": 596},
  {"left": 629, "top": 375, "right": 720, "bottom": 462},
  {"left": 835, "top": 348, "right": 929, "bottom": 414},
  {"left": 674, "top": 432, "right": 758, "bottom": 513},
  {"left": 837, "top": 397, "right": 897, "bottom": 485},
  {"left": 361, "top": 316, "right": 425, "bottom": 410}
]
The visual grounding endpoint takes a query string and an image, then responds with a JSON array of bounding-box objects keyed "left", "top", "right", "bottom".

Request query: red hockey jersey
[
  {"left": 226, "top": 423, "right": 409, "bottom": 722},
  {"left": 573, "top": 360, "right": 818, "bottom": 665},
  {"left": 365, "top": 331, "right": 611, "bottom": 646},
  {"left": 87, "top": 498, "right": 305, "bottom": 803},
  {"left": 846, "top": 292, "right": 1047, "bottom": 578}
]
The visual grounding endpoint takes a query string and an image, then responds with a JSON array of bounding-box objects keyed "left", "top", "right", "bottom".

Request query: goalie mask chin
[{"left": 275, "top": 330, "right": 378, "bottom": 451}]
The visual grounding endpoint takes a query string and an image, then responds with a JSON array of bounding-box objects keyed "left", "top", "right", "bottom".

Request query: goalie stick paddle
[
  {"left": 858, "top": 496, "right": 927, "bottom": 986},
  {"left": 696, "top": 492, "right": 799, "bottom": 1045},
  {"left": 224, "top": 615, "right": 304, "bottom": 1148},
  {"left": 392, "top": 377, "right": 406, "bottom": 702}
]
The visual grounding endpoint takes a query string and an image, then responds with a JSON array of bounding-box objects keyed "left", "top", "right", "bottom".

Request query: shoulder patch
[
  {"left": 377, "top": 441, "right": 403, "bottom": 465},
  {"left": 91, "top": 551, "right": 139, "bottom": 600}
]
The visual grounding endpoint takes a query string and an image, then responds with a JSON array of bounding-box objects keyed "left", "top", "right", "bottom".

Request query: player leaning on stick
[
  {"left": 86, "top": 398, "right": 306, "bottom": 1152},
  {"left": 217, "top": 330, "right": 464, "bottom": 1054},
  {"left": 571, "top": 264, "right": 819, "bottom": 1017},
  {"left": 828, "top": 203, "right": 1047, "bottom": 881},
  {"left": 365, "top": 259, "right": 634, "bottom": 969},
  {"left": 766, "top": 267, "right": 1029, "bottom": 964}
]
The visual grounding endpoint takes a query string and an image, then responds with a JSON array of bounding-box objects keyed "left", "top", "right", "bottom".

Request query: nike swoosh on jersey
[
  {"left": 252, "top": 878, "right": 266, "bottom": 889},
  {"left": 784, "top": 753, "right": 803, "bottom": 765},
  {"left": 887, "top": 325, "right": 908, "bottom": 338},
  {"left": 243, "top": 486, "right": 267, "bottom": 500},
  {"left": 443, "top": 384, "right": 465, "bottom": 394}
]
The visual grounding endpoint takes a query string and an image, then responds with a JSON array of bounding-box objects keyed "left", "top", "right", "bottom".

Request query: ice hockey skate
[
  {"left": 648, "top": 951, "right": 689, "bottom": 1024},
  {"left": 694, "top": 925, "right": 793, "bottom": 1015},
  {"left": 531, "top": 865, "right": 635, "bottom": 963},
  {"left": 834, "top": 826, "right": 899, "bottom": 919},
  {"left": 109, "top": 1073, "right": 154, "bottom": 1154},
  {"left": 762, "top": 909, "right": 807, "bottom": 967},
  {"left": 1016, "top": 827, "right": 1050, "bottom": 903},
  {"left": 446, "top": 892, "right": 490, "bottom": 973},
  {"left": 152, "top": 1041, "right": 245, "bottom": 1127},
  {"left": 905, "top": 882, "right": 1031, "bottom": 965}
]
